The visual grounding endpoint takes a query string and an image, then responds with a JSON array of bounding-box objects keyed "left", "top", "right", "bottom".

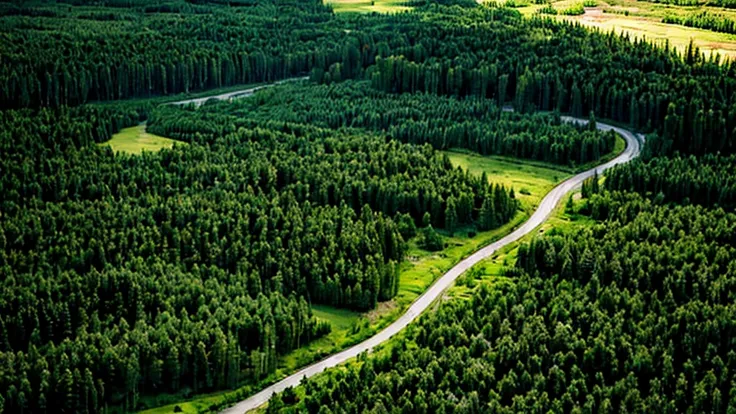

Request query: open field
[
  {"left": 330, "top": 0, "right": 736, "bottom": 57},
  {"left": 325, "top": 0, "right": 413, "bottom": 13},
  {"left": 99, "top": 124, "right": 182, "bottom": 154},
  {"left": 508, "top": 0, "right": 736, "bottom": 58}
]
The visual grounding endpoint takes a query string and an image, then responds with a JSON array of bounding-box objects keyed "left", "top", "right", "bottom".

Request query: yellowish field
[
  {"left": 565, "top": 8, "right": 736, "bottom": 59},
  {"left": 99, "top": 124, "right": 182, "bottom": 154},
  {"left": 325, "top": 0, "right": 412, "bottom": 13},
  {"left": 505, "top": 0, "right": 736, "bottom": 59}
]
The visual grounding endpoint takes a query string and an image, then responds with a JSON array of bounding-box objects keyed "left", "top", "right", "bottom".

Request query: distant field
[
  {"left": 325, "top": 0, "right": 413, "bottom": 13},
  {"left": 506, "top": 0, "right": 736, "bottom": 58},
  {"left": 99, "top": 124, "right": 181, "bottom": 154}
]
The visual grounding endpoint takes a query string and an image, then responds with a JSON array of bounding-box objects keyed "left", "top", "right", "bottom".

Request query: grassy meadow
[
  {"left": 325, "top": 0, "right": 413, "bottom": 13},
  {"left": 99, "top": 124, "right": 182, "bottom": 154}
]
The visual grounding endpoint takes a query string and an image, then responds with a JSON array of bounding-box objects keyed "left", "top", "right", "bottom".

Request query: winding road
[
  {"left": 169, "top": 80, "right": 644, "bottom": 414},
  {"left": 168, "top": 77, "right": 308, "bottom": 107}
]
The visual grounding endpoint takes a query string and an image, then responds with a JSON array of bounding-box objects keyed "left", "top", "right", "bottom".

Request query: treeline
[
  {"left": 605, "top": 154, "right": 736, "bottom": 209},
  {"left": 146, "top": 101, "right": 519, "bottom": 232},
  {"left": 640, "top": 0, "right": 736, "bottom": 7},
  {"left": 635, "top": 0, "right": 699, "bottom": 5},
  {"left": 0, "top": 0, "right": 365, "bottom": 107},
  {"left": 708, "top": 0, "right": 736, "bottom": 8},
  {"left": 663, "top": 11, "right": 736, "bottom": 35},
  {"left": 6, "top": 1, "right": 736, "bottom": 157},
  {"left": 5, "top": 1, "right": 736, "bottom": 158},
  {"left": 272, "top": 191, "right": 736, "bottom": 413},
  {"left": 220, "top": 81, "right": 617, "bottom": 167},
  {"left": 360, "top": 6, "right": 736, "bottom": 156},
  {"left": 0, "top": 88, "right": 519, "bottom": 411}
]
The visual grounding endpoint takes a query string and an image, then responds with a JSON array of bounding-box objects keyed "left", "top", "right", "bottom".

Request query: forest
[
  {"left": 273, "top": 189, "right": 736, "bottom": 412},
  {"left": 152, "top": 80, "right": 617, "bottom": 167},
  {"left": 0, "top": 94, "right": 522, "bottom": 411},
  {"left": 1, "top": 0, "right": 736, "bottom": 413},
  {"left": 663, "top": 11, "right": 736, "bottom": 35}
]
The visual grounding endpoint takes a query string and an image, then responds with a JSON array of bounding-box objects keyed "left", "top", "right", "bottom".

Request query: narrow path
[{"left": 170, "top": 80, "right": 644, "bottom": 414}]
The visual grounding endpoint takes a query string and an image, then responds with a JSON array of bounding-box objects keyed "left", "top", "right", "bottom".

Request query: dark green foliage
[
  {"left": 4, "top": 0, "right": 736, "bottom": 412},
  {"left": 537, "top": 4, "right": 558, "bottom": 15},
  {"left": 0, "top": 83, "right": 518, "bottom": 413},
  {"left": 605, "top": 154, "right": 736, "bottom": 209},
  {"left": 420, "top": 225, "right": 444, "bottom": 251},
  {"left": 396, "top": 213, "right": 417, "bottom": 240},
  {"left": 5, "top": 0, "right": 736, "bottom": 157},
  {"left": 0, "top": 0, "right": 354, "bottom": 107},
  {"left": 580, "top": 170, "right": 600, "bottom": 198},
  {"left": 278, "top": 191, "right": 736, "bottom": 412},
  {"left": 663, "top": 11, "right": 736, "bottom": 34},
  {"left": 242, "top": 81, "right": 618, "bottom": 167}
]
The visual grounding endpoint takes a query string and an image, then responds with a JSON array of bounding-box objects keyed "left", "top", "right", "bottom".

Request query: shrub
[
  {"left": 537, "top": 4, "right": 558, "bottom": 14},
  {"left": 560, "top": 3, "right": 585, "bottom": 15}
]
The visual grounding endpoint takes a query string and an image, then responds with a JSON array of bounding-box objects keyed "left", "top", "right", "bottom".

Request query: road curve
[
  {"left": 173, "top": 81, "right": 643, "bottom": 414},
  {"left": 168, "top": 77, "right": 308, "bottom": 107}
]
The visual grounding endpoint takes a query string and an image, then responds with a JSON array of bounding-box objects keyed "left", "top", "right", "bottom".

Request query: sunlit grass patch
[
  {"left": 99, "top": 124, "right": 182, "bottom": 154},
  {"left": 325, "top": 0, "right": 413, "bottom": 13}
]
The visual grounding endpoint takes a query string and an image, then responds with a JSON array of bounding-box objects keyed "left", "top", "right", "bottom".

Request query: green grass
[
  {"left": 449, "top": 190, "right": 596, "bottom": 299},
  {"left": 444, "top": 151, "right": 571, "bottom": 211},
  {"left": 99, "top": 124, "right": 182, "bottom": 154},
  {"left": 325, "top": 0, "right": 413, "bottom": 13},
  {"left": 137, "top": 393, "right": 226, "bottom": 414},
  {"left": 276, "top": 305, "right": 362, "bottom": 375}
]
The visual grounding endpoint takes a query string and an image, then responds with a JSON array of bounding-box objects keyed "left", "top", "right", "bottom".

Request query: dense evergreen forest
[
  {"left": 0, "top": 95, "right": 521, "bottom": 411},
  {"left": 215, "top": 81, "right": 617, "bottom": 167},
  {"left": 2, "top": 0, "right": 736, "bottom": 413},
  {"left": 273, "top": 189, "right": 736, "bottom": 412},
  {"left": 5, "top": 0, "right": 736, "bottom": 159},
  {"left": 605, "top": 154, "right": 736, "bottom": 209},
  {"left": 663, "top": 11, "right": 736, "bottom": 35}
]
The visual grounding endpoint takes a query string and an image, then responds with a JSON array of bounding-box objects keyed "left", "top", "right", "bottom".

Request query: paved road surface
[
  {"left": 168, "top": 77, "right": 308, "bottom": 107},
  {"left": 169, "top": 81, "right": 643, "bottom": 414}
]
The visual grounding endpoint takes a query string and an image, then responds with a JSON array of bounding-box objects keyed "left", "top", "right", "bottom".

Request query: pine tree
[
  {"left": 445, "top": 197, "right": 458, "bottom": 236},
  {"left": 479, "top": 194, "right": 494, "bottom": 231}
]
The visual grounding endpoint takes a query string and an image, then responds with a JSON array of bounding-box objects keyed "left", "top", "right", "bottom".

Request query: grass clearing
[
  {"left": 99, "top": 124, "right": 182, "bottom": 154},
  {"left": 444, "top": 151, "right": 571, "bottom": 211},
  {"left": 325, "top": 0, "right": 413, "bottom": 13}
]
